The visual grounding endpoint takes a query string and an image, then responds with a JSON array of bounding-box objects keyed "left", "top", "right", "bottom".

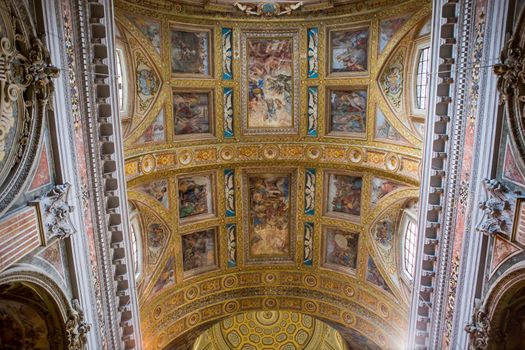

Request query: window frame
[
  {"left": 410, "top": 38, "right": 431, "bottom": 117},
  {"left": 399, "top": 209, "right": 418, "bottom": 284},
  {"left": 129, "top": 210, "right": 143, "bottom": 281},
  {"left": 115, "top": 44, "right": 130, "bottom": 118}
]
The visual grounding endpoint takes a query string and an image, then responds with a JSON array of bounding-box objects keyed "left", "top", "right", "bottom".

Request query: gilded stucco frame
[
  {"left": 240, "top": 30, "right": 300, "bottom": 136},
  {"left": 176, "top": 170, "right": 218, "bottom": 225},
  {"left": 241, "top": 167, "right": 298, "bottom": 264},
  {"left": 320, "top": 224, "right": 360, "bottom": 276},
  {"left": 172, "top": 88, "right": 216, "bottom": 140},
  {"left": 181, "top": 226, "right": 220, "bottom": 279},
  {"left": 326, "top": 23, "right": 371, "bottom": 78},
  {"left": 169, "top": 23, "right": 215, "bottom": 79},
  {"left": 325, "top": 85, "right": 369, "bottom": 139},
  {"left": 322, "top": 169, "right": 363, "bottom": 223}
]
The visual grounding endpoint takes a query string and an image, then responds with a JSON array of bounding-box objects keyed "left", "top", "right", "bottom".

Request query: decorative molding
[
  {"left": 65, "top": 298, "right": 91, "bottom": 350},
  {"left": 233, "top": 2, "right": 303, "bottom": 17},
  {"left": 477, "top": 179, "right": 515, "bottom": 237},
  {"left": 494, "top": 3, "right": 525, "bottom": 172},
  {"left": 304, "top": 222, "right": 314, "bottom": 266},
  {"left": 464, "top": 301, "right": 490, "bottom": 350},
  {"left": 35, "top": 184, "right": 76, "bottom": 240},
  {"left": 226, "top": 223, "right": 236, "bottom": 268},
  {"left": 0, "top": 3, "right": 59, "bottom": 215}
]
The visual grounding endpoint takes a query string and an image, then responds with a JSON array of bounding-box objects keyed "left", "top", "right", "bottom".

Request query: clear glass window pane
[
  {"left": 116, "top": 48, "right": 124, "bottom": 113},
  {"left": 416, "top": 47, "right": 430, "bottom": 110},
  {"left": 130, "top": 224, "right": 138, "bottom": 274},
  {"left": 404, "top": 220, "right": 418, "bottom": 279}
]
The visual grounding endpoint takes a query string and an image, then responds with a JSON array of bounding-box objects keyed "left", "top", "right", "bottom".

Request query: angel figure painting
[
  {"left": 329, "top": 27, "right": 369, "bottom": 74},
  {"left": 170, "top": 28, "right": 211, "bottom": 76},
  {"left": 328, "top": 89, "right": 367, "bottom": 135},
  {"left": 178, "top": 174, "right": 214, "bottom": 221},
  {"left": 173, "top": 92, "right": 213, "bottom": 137},
  {"left": 326, "top": 173, "right": 362, "bottom": 219},
  {"left": 247, "top": 38, "right": 293, "bottom": 129},
  {"left": 248, "top": 173, "right": 291, "bottom": 258},
  {"left": 182, "top": 229, "right": 217, "bottom": 274},
  {"left": 323, "top": 227, "right": 359, "bottom": 273}
]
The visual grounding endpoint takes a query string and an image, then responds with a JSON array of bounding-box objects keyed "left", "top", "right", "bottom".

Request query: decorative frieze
[{"left": 233, "top": 2, "right": 303, "bottom": 17}]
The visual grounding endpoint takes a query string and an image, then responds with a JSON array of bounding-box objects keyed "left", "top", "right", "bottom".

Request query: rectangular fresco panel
[
  {"left": 173, "top": 91, "right": 214, "bottom": 137},
  {"left": 322, "top": 226, "right": 359, "bottom": 274},
  {"left": 170, "top": 27, "right": 212, "bottom": 76},
  {"left": 241, "top": 31, "right": 300, "bottom": 135},
  {"left": 246, "top": 172, "right": 293, "bottom": 261},
  {"left": 328, "top": 26, "right": 369, "bottom": 75},
  {"left": 325, "top": 172, "right": 362, "bottom": 220},
  {"left": 182, "top": 228, "right": 218, "bottom": 276},
  {"left": 327, "top": 89, "right": 367, "bottom": 137},
  {"left": 177, "top": 173, "right": 215, "bottom": 222}
]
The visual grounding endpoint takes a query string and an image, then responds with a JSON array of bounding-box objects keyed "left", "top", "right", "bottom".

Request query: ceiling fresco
[{"left": 116, "top": 0, "right": 431, "bottom": 348}]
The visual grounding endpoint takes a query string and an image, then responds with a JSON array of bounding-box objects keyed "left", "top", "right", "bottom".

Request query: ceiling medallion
[
  {"left": 385, "top": 153, "right": 400, "bottom": 172},
  {"left": 348, "top": 147, "right": 364, "bottom": 163},
  {"left": 262, "top": 144, "right": 279, "bottom": 160},
  {"left": 233, "top": 1, "right": 303, "bottom": 17},
  {"left": 220, "top": 146, "right": 236, "bottom": 161},
  {"left": 306, "top": 145, "right": 321, "bottom": 160}
]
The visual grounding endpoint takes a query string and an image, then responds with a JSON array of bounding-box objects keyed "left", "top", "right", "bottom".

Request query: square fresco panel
[
  {"left": 327, "top": 89, "right": 367, "bottom": 137},
  {"left": 173, "top": 91, "right": 214, "bottom": 137},
  {"left": 170, "top": 27, "right": 211, "bottom": 76},
  {"left": 245, "top": 171, "right": 295, "bottom": 261},
  {"left": 325, "top": 172, "right": 362, "bottom": 220},
  {"left": 182, "top": 228, "right": 218, "bottom": 276},
  {"left": 322, "top": 226, "right": 359, "bottom": 273},
  {"left": 241, "top": 31, "right": 300, "bottom": 135},
  {"left": 178, "top": 173, "right": 215, "bottom": 222},
  {"left": 329, "top": 27, "right": 369, "bottom": 75}
]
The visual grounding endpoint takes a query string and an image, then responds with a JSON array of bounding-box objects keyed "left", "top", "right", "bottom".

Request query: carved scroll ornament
[
  {"left": 35, "top": 183, "right": 77, "bottom": 240},
  {"left": 0, "top": 5, "right": 59, "bottom": 214},
  {"left": 65, "top": 299, "right": 91, "bottom": 350},
  {"left": 233, "top": 1, "right": 303, "bottom": 16},
  {"left": 465, "top": 301, "right": 490, "bottom": 350},
  {"left": 477, "top": 179, "right": 516, "bottom": 237}
]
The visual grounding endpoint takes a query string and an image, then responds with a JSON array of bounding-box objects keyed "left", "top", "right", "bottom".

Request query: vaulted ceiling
[{"left": 115, "top": 0, "right": 431, "bottom": 348}]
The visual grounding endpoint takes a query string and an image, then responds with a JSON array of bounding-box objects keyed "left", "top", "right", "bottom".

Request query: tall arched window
[
  {"left": 400, "top": 209, "right": 418, "bottom": 281},
  {"left": 128, "top": 204, "right": 143, "bottom": 281},
  {"left": 415, "top": 46, "right": 430, "bottom": 110},
  {"left": 115, "top": 46, "right": 129, "bottom": 117}
]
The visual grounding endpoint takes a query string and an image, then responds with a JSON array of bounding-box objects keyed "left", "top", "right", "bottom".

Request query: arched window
[
  {"left": 128, "top": 204, "right": 143, "bottom": 281},
  {"left": 115, "top": 46, "right": 129, "bottom": 117},
  {"left": 415, "top": 47, "right": 430, "bottom": 110},
  {"left": 130, "top": 223, "right": 138, "bottom": 274},
  {"left": 400, "top": 209, "right": 418, "bottom": 281}
]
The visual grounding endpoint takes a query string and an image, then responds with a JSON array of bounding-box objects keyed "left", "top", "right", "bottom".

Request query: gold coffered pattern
[{"left": 116, "top": 0, "right": 430, "bottom": 348}]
